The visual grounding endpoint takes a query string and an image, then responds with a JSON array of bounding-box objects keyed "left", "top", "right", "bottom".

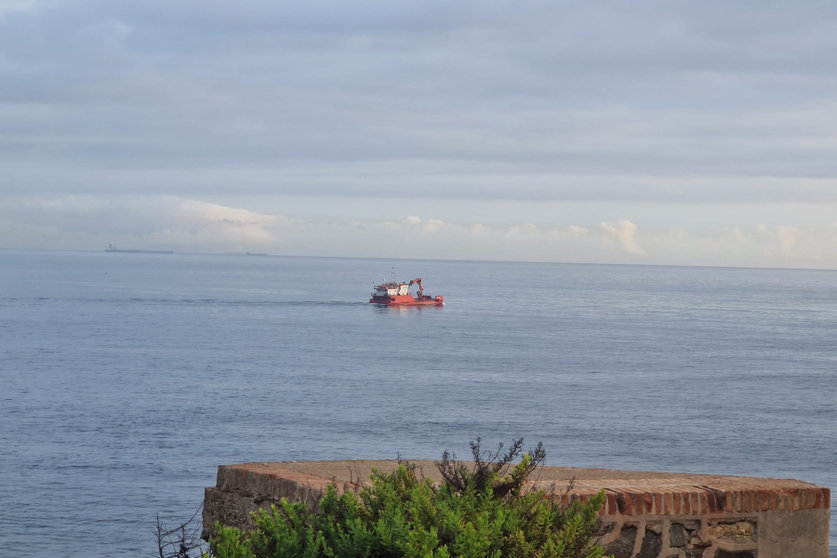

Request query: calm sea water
[{"left": 1, "top": 250, "right": 834, "bottom": 556}]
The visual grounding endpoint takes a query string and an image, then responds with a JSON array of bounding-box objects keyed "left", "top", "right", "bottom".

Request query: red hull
[{"left": 369, "top": 294, "right": 444, "bottom": 306}]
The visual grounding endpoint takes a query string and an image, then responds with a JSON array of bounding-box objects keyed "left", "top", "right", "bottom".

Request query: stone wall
[{"left": 202, "top": 460, "right": 830, "bottom": 558}]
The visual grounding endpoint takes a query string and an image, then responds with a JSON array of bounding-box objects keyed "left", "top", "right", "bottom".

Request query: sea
[{"left": 1, "top": 249, "right": 834, "bottom": 557}]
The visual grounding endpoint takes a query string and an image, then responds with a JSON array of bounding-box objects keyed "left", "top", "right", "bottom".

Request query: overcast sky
[{"left": 2, "top": 1, "right": 837, "bottom": 267}]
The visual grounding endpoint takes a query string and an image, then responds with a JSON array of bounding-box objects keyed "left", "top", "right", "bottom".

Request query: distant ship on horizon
[{"left": 105, "top": 244, "right": 173, "bottom": 254}]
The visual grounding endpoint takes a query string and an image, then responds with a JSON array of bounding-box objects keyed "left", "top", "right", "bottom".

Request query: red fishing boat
[{"left": 369, "top": 277, "right": 444, "bottom": 306}]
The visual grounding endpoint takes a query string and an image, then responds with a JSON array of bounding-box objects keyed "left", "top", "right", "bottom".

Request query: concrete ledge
[{"left": 203, "top": 460, "right": 830, "bottom": 558}]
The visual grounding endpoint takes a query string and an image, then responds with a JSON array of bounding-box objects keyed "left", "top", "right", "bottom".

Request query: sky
[{"left": 2, "top": 1, "right": 837, "bottom": 268}]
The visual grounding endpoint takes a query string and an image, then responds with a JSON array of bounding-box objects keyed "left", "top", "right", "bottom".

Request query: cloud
[
  {"left": 0, "top": 195, "right": 284, "bottom": 252},
  {"left": 404, "top": 216, "right": 447, "bottom": 233},
  {"left": 566, "top": 226, "right": 590, "bottom": 236},
  {"left": 2, "top": 1, "right": 837, "bottom": 205},
  {"left": 3, "top": 195, "right": 837, "bottom": 268},
  {"left": 2, "top": 3, "right": 837, "bottom": 268},
  {"left": 0, "top": 0, "right": 40, "bottom": 18},
  {"left": 776, "top": 225, "right": 801, "bottom": 254},
  {"left": 600, "top": 220, "right": 645, "bottom": 256}
]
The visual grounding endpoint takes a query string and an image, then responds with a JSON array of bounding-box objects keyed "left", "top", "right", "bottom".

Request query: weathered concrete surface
[
  {"left": 203, "top": 460, "right": 830, "bottom": 558},
  {"left": 757, "top": 508, "right": 831, "bottom": 558}
]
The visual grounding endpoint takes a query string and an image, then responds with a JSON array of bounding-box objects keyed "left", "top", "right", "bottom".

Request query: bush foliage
[{"left": 208, "top": 439, "right": 606, "bottom": 558}]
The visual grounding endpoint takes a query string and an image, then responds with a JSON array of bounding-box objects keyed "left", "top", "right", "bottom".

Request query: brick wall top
[{"left": 214, "top": 460, "right": 830, "bottom": 518}]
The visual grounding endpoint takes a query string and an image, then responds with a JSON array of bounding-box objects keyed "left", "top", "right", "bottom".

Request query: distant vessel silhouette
[{"left": 105, "top": 244, "right": 173, "bottom": 254}]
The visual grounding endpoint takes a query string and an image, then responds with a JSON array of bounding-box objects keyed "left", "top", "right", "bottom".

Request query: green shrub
[{"left": 208, "top": 439, "right": 606, "bottom": 558}]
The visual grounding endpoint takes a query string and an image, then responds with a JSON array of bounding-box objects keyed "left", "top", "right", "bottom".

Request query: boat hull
[{"left": 369, "top": 294, "right": 444, "bottom": 306}]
